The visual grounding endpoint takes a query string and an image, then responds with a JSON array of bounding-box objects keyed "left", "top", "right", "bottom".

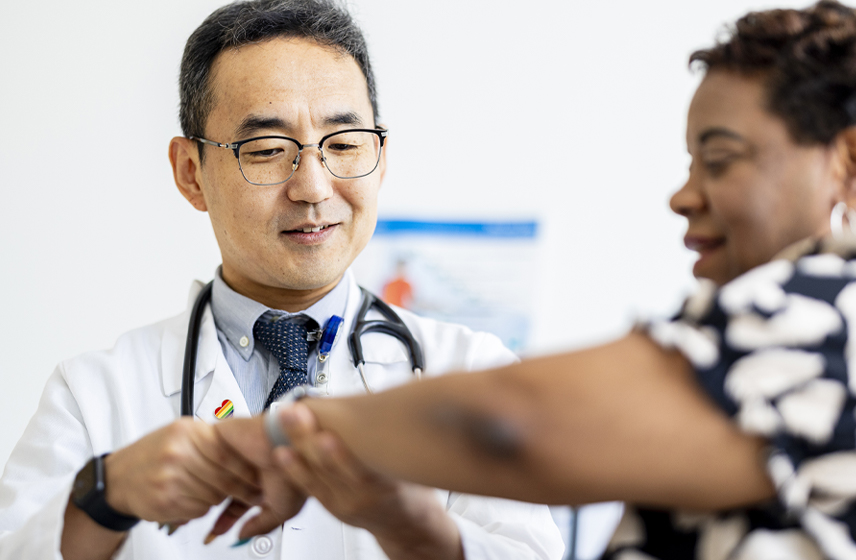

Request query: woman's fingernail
[
  {"left": 167, "top": 524, "right": 179, "bottom": 536},
  {"left": 204, "top": 533, "right": 217, "bottom": 545},
  {"left": 278, "top": 408, "right": 298, "bottom": 429},
  {"left": 274, "top": 447, "right": 294, "bottom": 467},
  {"left": 231, "top": 537, "right": 251, "bottom": 548},
  {"left": 320, "top": 435, "right": 338, "bottom": 454}
]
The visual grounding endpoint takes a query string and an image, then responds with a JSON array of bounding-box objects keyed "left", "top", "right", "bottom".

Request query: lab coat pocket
[{"left": 359, "top": 332, "right": 414, "bottom": 393}]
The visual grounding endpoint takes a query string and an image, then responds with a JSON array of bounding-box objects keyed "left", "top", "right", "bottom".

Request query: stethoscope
[{"left": 180, "top": 281, "right": 424, "bottom": 416}]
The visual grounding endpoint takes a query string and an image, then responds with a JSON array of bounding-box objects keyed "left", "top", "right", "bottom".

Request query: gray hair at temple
[{"left": 179, "top": 0, "right": 379, "bottom": 156}]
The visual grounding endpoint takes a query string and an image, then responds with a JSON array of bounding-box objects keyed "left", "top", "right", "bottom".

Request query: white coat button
[
  {"left": 317, "top": 373, "right": 327, "bottom": 383},
  {"left": 250, "top": 535, "right": 273, "bottom": 557},
  {"left": 239, "top": 336, "right": 249, "bottom": 348}
]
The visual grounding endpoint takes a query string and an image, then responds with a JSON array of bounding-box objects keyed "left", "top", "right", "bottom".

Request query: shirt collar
[{"left": 210, "top": 267, "right": 351, "bottom": 361}]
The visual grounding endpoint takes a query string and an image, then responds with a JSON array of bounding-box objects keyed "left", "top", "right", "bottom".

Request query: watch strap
[{"left": 72, "top": 453, "right": 140, "bottom": 532}]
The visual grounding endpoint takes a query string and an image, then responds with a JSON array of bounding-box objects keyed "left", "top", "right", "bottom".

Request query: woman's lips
[
  {"left": 684, "top": 235, "right": 725, "bottom": 253},
  {"left": 685, "top": 235, "right": 725, "bottom": 276}
]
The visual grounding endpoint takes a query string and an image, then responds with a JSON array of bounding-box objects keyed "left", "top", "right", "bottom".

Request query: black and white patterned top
[{"left": 604, "top": 238, "right": 856, "bottom": 560}]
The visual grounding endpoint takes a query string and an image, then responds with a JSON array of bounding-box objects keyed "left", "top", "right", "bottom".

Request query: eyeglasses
[{"left": 190, "top": 128, "right": 388, "bottom": 186}]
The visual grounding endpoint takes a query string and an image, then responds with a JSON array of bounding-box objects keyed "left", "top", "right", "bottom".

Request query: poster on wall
[{"left": 351, "top": 219, "right": 540, "bottom": 353}]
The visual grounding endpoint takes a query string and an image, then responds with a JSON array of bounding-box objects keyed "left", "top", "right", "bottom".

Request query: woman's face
[{"left": 671, "top": 70, "right": 846, "bottom": 286}]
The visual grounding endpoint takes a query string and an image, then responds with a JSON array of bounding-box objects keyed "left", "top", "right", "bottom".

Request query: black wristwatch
[{"left": 71, "top": 453, "right": 140, "bottom": 532}]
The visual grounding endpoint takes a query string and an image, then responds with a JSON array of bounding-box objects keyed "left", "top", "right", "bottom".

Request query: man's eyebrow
[
  {"left": 698, "top": 127, "right": 745, "bottom": 145},
  {"left": 235, "top": 115, "right": 290, "bottom": 138},
  {"left": 323, "top": 111, "right": 365, "bottom": 127},
  {"left": 234, "top": 112, "right": 368, "bottom": 139}
]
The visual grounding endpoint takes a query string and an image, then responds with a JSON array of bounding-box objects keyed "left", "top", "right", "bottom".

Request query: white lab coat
[{"left": 0, "top": 275, "right": 564, "bottom": 560}]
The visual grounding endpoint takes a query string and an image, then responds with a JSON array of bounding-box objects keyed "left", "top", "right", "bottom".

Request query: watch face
[
  {"left": 70, "top": 455, "right": 139, "bottom": 531},
  {"left": 72, "top": 458, "right": 97, "bottom": 504}
]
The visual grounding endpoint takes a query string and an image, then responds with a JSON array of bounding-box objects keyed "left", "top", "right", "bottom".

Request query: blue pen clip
[{"left": 318, "top": 315, "right": 344, "bottom": 362}]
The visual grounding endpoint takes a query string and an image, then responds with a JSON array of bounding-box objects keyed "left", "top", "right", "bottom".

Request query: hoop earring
[{"left": 831, "top": 202, "right": 856, "bottom": 238}]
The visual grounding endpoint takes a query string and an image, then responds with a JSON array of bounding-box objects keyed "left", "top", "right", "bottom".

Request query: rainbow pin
[{"left": 214, "top": 399, "right": 234, "bottom": 420}]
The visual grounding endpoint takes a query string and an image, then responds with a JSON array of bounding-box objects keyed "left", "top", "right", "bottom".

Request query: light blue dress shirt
[{"left": 209, "top": 267, "right": 350, "bottom": 415}]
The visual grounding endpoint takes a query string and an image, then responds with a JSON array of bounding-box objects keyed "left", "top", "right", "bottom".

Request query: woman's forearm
[
  {"left": 303, "top": 363, "right": 533, "bottom": 496},
  {"left": 303, "top": 332, "right": 775, "bottom": 510}
]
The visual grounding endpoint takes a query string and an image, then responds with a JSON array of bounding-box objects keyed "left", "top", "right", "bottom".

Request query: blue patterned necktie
[{"left": 253, "top": 317, "right": 316, "bottom": 409}]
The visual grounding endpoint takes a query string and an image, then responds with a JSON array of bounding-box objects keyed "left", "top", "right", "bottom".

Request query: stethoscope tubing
[
  {"left": 181, "top": 281, "right": 213, "bottom": 417},
  {"left": 348, "top": 287, "right": 425, "bottom": 375}
]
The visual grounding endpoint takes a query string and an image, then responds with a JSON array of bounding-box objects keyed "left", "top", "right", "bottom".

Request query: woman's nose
[{"left": 669, "top": 172, "right": 706, "bottom": 217}]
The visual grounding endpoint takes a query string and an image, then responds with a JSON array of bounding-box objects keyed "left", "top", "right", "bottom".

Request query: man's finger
[
  {"left": 274, "top": 447, "right": 335, "bottom": 503},
  {"left": 187, "top": 425, "right": 265, "bottom": 505},
  {"left": 194, "top": 423, "right": 262, "bottom": 487},
  {"left": 236, "top": 466, "right": 309, "bottom": 540},
  {"left": 238, "top": 507, "right": 292, "bottom": 540},
  {"left": 207, "top": 500, "right": 251, "bottom": 541},
  {"left": 215, "top": 417, "right": 274, "bottom": 467},
  {"left": 160, "top": 494, "right": 215, "bottom": 523},
  {"left": 182, "top": 448, "right": 263, "bottom": 507},
  {"left": 197, "top": 464, "right": 263, "bottom": 507}
]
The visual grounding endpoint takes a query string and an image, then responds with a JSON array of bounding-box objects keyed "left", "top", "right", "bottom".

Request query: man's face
[{"left": 197, "top": 37, "right": 383, "bottom": 300}]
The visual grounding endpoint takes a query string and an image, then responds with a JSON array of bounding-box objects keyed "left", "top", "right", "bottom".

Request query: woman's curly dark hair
[{"left": 691, "top": 0, "right": 856, "bottom": 145}]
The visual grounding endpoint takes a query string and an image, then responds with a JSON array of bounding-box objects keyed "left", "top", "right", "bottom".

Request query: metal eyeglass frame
[{"left": 189, "top": 128, "right": 388, "bottom": 186}]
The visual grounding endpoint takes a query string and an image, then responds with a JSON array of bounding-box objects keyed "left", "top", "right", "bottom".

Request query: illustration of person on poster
[{"left": 382, "top": 259, "right": 413, "bottom": 309}]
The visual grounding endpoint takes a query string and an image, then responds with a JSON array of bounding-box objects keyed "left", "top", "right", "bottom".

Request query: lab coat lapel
[
  {"left": 195, "top": 356, "right": 250, "bottom": 422},
  {"left": 159, "top": 280, "right": 250, "bottom": 420}
]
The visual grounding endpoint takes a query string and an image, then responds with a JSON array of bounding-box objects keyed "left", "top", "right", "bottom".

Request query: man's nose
[
  {"left": 669, "top": 171, "right": 706, "bottom": 218},
  {"left": 285, "top": 147, "right": 334, "bottom": 204}
]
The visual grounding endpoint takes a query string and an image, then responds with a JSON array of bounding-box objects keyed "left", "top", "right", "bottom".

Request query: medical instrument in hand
[
  {"left": 180, "top": 283, "right": 424, "bottom": 415},
  {"left": 263, "top": 385, "right": 327, "bottom": 447}
]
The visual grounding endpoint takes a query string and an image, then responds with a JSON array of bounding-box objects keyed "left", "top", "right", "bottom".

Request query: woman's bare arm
[{"left": 299, "top": 332, "right": 774, "bottom": 510}]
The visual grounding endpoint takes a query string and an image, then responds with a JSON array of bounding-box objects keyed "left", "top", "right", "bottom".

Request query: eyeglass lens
[{"left": 238, "top": 131, "right": 382, "bottom": 185}]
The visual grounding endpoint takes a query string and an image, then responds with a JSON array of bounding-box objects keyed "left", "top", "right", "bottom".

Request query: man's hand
[
  {"left": 211, "top": 416, "right": 308, "bottom": 540},
  {"left": 62, "top": 418, "right": 265, "bottom": 560},
  {"left": 213, "top": 407, "right": 463, "bottom": 558},
  {"left": 268, "top": 405, "right": 464, "bottom": 560},
  {"left": 102, "top": 418, "right": 262, "bottom": 525}
]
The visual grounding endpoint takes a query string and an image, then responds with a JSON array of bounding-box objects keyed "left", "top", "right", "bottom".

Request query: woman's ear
[
  {"left": 169, "top": 137, "right": 208, "bottom": 212},
  {"left": 836, "top": 126, "right": 856, "bottom": 208}
]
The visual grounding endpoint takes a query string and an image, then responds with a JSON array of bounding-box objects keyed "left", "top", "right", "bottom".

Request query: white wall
[{"left": 0, "top": 0, "right": 806, "bottom": 474}]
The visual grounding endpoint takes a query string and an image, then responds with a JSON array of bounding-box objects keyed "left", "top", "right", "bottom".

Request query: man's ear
[
  {"left": 169, "top": 137, "right": 208, "bottom": 212},
  {"left": 377, "top": 124, "right": 389, "bottom": 185}
]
